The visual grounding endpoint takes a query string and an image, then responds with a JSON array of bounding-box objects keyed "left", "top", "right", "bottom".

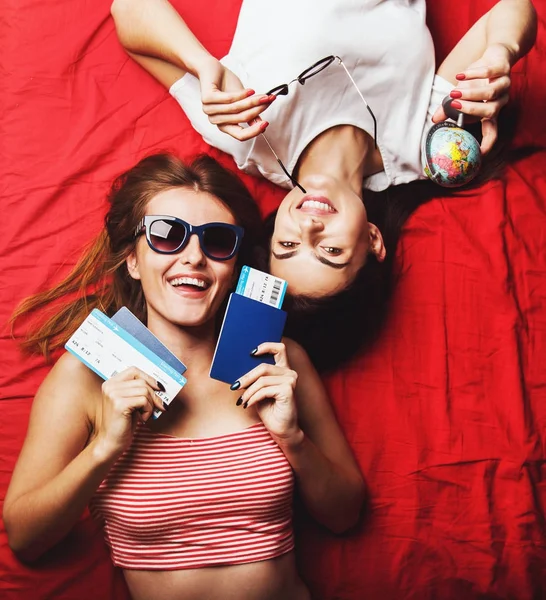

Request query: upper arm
[
  {"left": 285, "top": 339, "right": 362, "bottom": 479},
  {"left": 436, "top": 12, "right": 489, "bottom": 85},
  {"left": 128, "top": 51, "right": 187, "bottom": 90},
  {"left": 4, "top": 353, "right": 101, "bottom": 508}
]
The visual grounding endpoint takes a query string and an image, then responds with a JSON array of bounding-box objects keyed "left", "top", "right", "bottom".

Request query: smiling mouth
[
  {"left": 168, "top": 276, "right": 210, "bottom": 292},
  {"left": 297, "top": 196, "right": 337, "bottom": 215}
]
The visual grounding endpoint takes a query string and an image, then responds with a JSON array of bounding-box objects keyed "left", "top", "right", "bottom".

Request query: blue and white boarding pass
[
  {"left": 236, "top": 266, "right": 287, "bottom": 309},
  {"left": 65, "top": 309, "right": 187, "bottom": 419}
]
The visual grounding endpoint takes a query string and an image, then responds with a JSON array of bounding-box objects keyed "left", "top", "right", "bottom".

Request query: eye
[
  {"left": 279, "top": 241, "right": 299, "bottom": 249},
  {"left": 323, "top": 247, "right": 342, "bottom": 255}
]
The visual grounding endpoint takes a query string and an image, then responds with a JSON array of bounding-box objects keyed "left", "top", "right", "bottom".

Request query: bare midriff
[{"left": 123, "top": 551, "right": 310, "bottom": 600}]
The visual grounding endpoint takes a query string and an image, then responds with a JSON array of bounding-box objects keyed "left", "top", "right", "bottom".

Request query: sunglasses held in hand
[
  {"left": 134, "top": 216, "right": 244, "bottom": 261},
  {"left": 261, "top": 55, "right": 378, "bottom": 194}
]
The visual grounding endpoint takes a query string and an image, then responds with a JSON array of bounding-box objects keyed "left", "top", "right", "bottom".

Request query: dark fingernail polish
[
  {"left": 230, "top": 381, "right": 241, "bottom": 391},
  {"left": 157, "top": 381, "right": 166, "bottom": 392},
  {"left": 250, "top": 348, "right": 258, "bottom": 356},
  {"left": 236, "top": 397, "right": 244, "bottom": 406},
  {"left": 243, "top": 401, "right": 249, "bottom": 409},
  {"left": 162, "top": 401, "right": 170, "bottom": 411}
]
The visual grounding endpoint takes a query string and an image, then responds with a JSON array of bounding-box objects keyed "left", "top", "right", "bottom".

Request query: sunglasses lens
[
  {"left": 149, "top": 219, "right": 187, "bottom": 252},
  {"left": 266, "top": 84, "right": 289, "bottom": 96},
  {"left": 299, "top": 56, "right": 335, "bottom": 81},
  {"left": 202, "top": 226, "right": 238, "bottom": 259}
]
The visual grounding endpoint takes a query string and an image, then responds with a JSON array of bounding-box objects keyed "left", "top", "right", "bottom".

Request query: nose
[
  {"left": 299, "top": 217, "right": 325, "bottom": 243},
  {"left": 178, "top": 233, "right": 206, "bottom": 266}
]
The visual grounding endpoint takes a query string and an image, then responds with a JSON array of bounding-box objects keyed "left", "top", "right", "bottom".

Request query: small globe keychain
[{"left": 422, "top": 96, "right": 482, "bottom": 188}]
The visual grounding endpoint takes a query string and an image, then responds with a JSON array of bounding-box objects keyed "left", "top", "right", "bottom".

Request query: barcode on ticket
[{"left": 236, "top": 266, "right": 287, "bottom": 309}]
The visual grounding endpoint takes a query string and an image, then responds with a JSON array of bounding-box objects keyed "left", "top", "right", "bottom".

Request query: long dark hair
[
  {"left": 12, "top": 153, "right": 263, "bottom": 358},
  {"left": 266, "top": 107, "right": 540, "bottom": 373}
]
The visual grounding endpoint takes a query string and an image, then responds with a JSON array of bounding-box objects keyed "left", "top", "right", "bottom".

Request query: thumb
[
  {"left": 432, "top": 105, "right": 447, "bottom": 124},
  {"left": 480, "top": 118, "right": 498, "bottom": 155}
]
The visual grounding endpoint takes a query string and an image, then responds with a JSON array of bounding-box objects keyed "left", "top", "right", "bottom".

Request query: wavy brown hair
[{"left": 12, "top": 153, "right": 263, "bottom": 358}]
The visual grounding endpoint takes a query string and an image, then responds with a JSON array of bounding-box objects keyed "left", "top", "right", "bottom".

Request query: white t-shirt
[{"left": 170, "top": 0, "right": 451, "bottom": 192}]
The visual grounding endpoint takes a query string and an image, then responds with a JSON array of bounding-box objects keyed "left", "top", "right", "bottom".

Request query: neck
[
  {"left": 295, "top": 125, "right": 382, "bottom": 193},
  {"left": 147, "top": 316, "right": 217, "bottom": 374}
]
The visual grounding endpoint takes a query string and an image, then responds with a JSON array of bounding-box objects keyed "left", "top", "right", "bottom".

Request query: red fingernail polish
[
  {"left": 451, "top": 100, "right": 462, "bottom": 109},
  {"left": 260, "top": 121, "right": 269, "bottom": 129},
  {"left": 246, "top": 89, "right": 255, "bottom": 97},
  {"left": 456, "top": 73, "right": 466, "bottom": 81},
  {"left": 450, "top": 90, "right": 462, "bottom": 99}
]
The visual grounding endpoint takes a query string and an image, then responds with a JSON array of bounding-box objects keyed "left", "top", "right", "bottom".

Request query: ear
[
  {"left": 368, "top": 223, "right": 386, "bottom": 263},
  {"left": 126, "top": 251, "right": 141, "bottom": 280}
]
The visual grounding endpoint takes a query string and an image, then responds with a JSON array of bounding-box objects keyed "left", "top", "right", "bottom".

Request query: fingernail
[
  {"left": 450, "top": 90, "right": 462, "bottom": 99},
  {"left": 451, "top": 100, "right": 462, "bottom": 109},
  {"left": 250, "top": 348, "right": 258, "bottom": 356},
  {"left": 258, "top": 95, "right": 273, "bottom": 104},
  {"left": 243, "top": 401, "right": 249, "bottom": 409},
  {"left": 157, "top": 381, "right": 166, "bottom": 392},
  {"left": 162, "top": 401, "right": 169, "bottom": 411},
  {"left": 230, "top": 381, "right": 241, "bottom": 391},
  {"left": 260, "top": 121, "right": 269, "bottom": 130},
  {"left": 456, "top": 73, "right": 466, "bottom": 81},
  {"left": 246, "top": 89, "right": 255, "bottom": 97},
  {"left": 236, "top": 397, "right": 244, "bottom": 406}
]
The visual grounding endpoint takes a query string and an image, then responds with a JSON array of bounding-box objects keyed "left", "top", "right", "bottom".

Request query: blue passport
[
  {"left": 111, "top": 307, "right": 187, "bottom": 376},
  {"left": 210, "top": 293, "right": 287, "bottom": 384}
]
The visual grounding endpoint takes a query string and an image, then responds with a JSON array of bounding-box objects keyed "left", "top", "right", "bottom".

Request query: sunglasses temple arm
[
  {"left": 261, "top": 133, "right": 307, "bottom": 194},
  {"left": 337, "top": 59, "right": 378, "bottom": 149},
  {"left": 367, "top": 107, "right": 378, "bottom": 149}
]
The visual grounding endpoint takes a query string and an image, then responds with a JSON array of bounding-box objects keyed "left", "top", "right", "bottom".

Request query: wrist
[
  {"left": 272, "top": 428, "right": 306, "bottom": 454},
  {"left": 89, "top": 436, "right": 123, "bottom": 468},
  {"left": 191, "top": 53, "right": 220, "bottom": 79},
  {"left": 488, "top": 41, "right": 520, "bottom": 66}
]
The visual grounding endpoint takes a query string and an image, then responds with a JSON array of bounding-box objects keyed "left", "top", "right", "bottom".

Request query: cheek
[
  {"left": 213, "top": 262, "right": 237, "bottom": 291},
  {"left": 345, "top": 205, "right": 369, "bottom": 239},
  {"left": 275, "top": 190, "right": 299, "bottom": 222}
]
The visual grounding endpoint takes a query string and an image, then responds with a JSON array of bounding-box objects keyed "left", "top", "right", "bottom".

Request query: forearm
[
  {"left": 111, "top": 0, "right": 213, "bottom": 76},
  {"left": 276, "top": 431, "right": 365, "bottom": 533},
  {"left": 485, "top": 0, "right": 537, "bottom": 62},
  {"left": 4, "top": 439, "right": 118, "bottom": 561}
]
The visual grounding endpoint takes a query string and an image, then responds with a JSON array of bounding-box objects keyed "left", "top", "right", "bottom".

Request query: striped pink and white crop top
[{"left": 90, "top": 422, "right": 295, "bottom": 570}]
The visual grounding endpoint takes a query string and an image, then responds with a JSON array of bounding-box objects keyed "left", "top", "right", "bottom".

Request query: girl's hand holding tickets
[
  {"left": 232, "top": 342, "right": 301, "bottom": 445},
  {"left": 96, "top": 367, "right": 164, "bottom": 458}
]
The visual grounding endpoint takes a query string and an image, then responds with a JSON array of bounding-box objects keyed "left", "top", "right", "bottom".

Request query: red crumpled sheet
[{"left": 1, "top": 1, "right": 545, "bottom": 598}]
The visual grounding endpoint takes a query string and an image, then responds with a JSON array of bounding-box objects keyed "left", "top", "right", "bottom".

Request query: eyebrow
[{"left": 272, "top": 250, "right": 350, "bottom": 270}]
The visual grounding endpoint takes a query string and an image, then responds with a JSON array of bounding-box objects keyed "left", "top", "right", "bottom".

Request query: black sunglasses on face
[
  {"left": 134, "top": 216, "right": 244, "bottom": 261},
  {"left": 262, "top": 55, "right": 378, "bottom": 194}
]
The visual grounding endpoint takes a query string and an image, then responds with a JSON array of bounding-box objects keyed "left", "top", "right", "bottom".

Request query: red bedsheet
[{"left": 1, "top": 1, "right": 545, "bottom": 598}]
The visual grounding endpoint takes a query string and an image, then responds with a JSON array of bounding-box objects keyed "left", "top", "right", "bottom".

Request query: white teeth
[
  {"left": 170, "top": 277, "right": 207, "bottom": 288},
  {"left": 301, "top": 200, "right": 335, "bottom": 212}
]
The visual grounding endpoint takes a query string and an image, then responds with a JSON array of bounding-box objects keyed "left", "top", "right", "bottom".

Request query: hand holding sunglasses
[
  {"left": 134, "top": 216, "right": 244, "bottom": 261},
  {"left": 198, "top": 58, "right": 274, "bottom": 141}
]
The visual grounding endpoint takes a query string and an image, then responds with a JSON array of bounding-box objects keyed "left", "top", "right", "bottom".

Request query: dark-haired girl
[{"left": 110, "top": 0, "right": 536, "bottom": 370}]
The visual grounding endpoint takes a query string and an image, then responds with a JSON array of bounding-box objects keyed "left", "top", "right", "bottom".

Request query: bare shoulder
[
  {"left": 38, "top": 352, "right": 103, "bottom": 428},
  {"left": 46, "top": 351, "right": 102, "bottom": 392}
]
